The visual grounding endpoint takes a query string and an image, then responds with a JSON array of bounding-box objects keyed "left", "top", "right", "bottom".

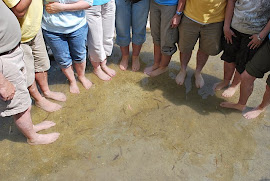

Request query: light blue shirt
[
  {"left": 154, "top": 0, "right": 178, "bottom": 5},
  {"left": 93, "top": 0, "right": 110, "bottom": 6},
  {"left": 42, "top": 0, "right": 93, "bottom": 34}
]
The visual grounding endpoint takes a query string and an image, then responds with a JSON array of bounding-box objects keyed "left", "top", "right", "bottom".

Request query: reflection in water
[{"left": 0, "top": 33, "right": 269, "bottom": 181}]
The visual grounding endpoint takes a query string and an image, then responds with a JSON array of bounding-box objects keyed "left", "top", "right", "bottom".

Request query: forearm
[
  {"left": 224, "top": 0, "right": 236, "bottom": 29},
  {"left": 0, "top": 73, "right": 6, "bottom": 88},
  {"left": 259, "top": 20, "right": 270, "bottom": 40},
  {"left": 176, "top": 0, "right": 186, "bottom": 13},
  {"left": 11, "top": 0, "right": 32, "bottom": 18},
  {"left": 58, "top": 1, "right": 90, "bottom": 11}
]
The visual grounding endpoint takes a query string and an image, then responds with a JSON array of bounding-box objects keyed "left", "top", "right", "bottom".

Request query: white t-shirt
[{"left": 231, "top": 0, "right": 270, "bottom": 35}]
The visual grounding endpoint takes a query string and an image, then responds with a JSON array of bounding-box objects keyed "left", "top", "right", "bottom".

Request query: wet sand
[{"left": 0, "top": 32, "right": 270, "bottom": 181}]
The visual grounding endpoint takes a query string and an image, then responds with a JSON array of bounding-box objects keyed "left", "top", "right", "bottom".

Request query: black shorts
[
  {"left": 221, "top": 28, "right": 262, "bottom": 74},
  {"left": 246, "top": 40, "right": 270, "bottom": 86}
]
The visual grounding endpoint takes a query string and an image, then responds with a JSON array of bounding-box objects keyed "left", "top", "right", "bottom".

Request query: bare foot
[
  {"left": 33, "top": 121, "right": 56, "bottom": 132},
  {"left": 102, "top": 65, "right": 116, "bottom": 77},
  {"left": 243, "top": 107, "right": 264, "bottom": 119},
  {"left": 27, "top": 132, "right": 60, "bottom": 145},
  {"left": 44, "top": 91, "right": 66, "bottom": 102},
  {"left": 222, "top": 85, "right": 239, "bottom": 98},
  {"left": 175, "top": 70, "right": 187, "bottom": 85},
  {"left": 78, "top": 76, "right": 92, "bottom": 89},
  {"left": 148, "top": 67, "right": 168, "bottom": 77},
  {"left": 119, "top": 55, "right": 129, "bottom": 71},
  {"left": 70, "top": 82, "right": 80, "bottom": 94},
  {"left": 144, "top": 64, "right": 159, "bottom": 75},
  {"left": 220, "top": 102, "right": 245, "bottom": 111},
  {"left": 35, "top": 97, "right": 62, "bottom": 112},
  {"left": 213, "top": 80, "right": 230, "bottom": 91},
  {"left": 195, "top": 72, "right": 204, "bottom": 88},
  {"left": 132, "top": 56, "right": 140, "bottom": 72},
  {"left": 94, "top": 66, "right": 111, "bottom": 81}
]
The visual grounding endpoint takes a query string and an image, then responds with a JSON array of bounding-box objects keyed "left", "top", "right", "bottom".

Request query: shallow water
[{"left": 0, "top": 32, "right": 270, "bottom": 181}]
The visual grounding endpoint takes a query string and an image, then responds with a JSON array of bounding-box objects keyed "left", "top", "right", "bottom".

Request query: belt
[{"left": 0, "top": 43, "right": 20, "bottom": 56}]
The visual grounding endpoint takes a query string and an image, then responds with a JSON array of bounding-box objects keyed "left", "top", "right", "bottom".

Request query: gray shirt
[
  {"left": 0, "top": 0, "right": 21, "bottom": 54},
  {"left": 231, "top": 0, "right": 270, "bottom": 35}
]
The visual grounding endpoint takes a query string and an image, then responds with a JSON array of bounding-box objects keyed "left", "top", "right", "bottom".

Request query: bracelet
[
  {"left": 176, "top": 11, "right": 183, "bottom": 16},
  {"left": 257, "top": 34, "right": 263, "bottom": 41}
]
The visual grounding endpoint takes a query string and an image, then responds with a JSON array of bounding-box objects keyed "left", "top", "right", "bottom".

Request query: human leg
[
  {"left": 31, "top": 30, "right": 66, "bottom": 102},
  {"left": 73, "top": 61, "right": 92, "bottom": 89},
  {"left": 14, "top": 107, "right": 59, "bottom": 145},
  {"left": 221, "top": 70, "right": 241, "bottom": 97},
  {"left": 61, "top": 66, "right": 80, "bottom": 93},
  {"left": 131, "top": 43, "right": 142, "bottom": 71},
  {"left": 220, "top": 70, "right": 256, "bottom": 111},
  {"left": 175, "top": 51, "right": 192, "bottom": 85},
  {"left": 177, "top": 16, "right": 201, "bottom": 85},
  {"left": 101, "top": 58, "right": 116, "bottom": 77},
  {"left": 214, "top": 61, "right": 236, "bottom": 90},
  {"left": 194, "top": 49, "right": 209, "bottom": 88},
  {"left": 115, "top": 0, "right": 131, "bottom": 70},
  {"left": 148, "top": 53, "right": 171, "bottom": 77},
  {"left": 144, "top": 0, "right": 161, "bottom": 74},
  {"left": 244, "top": 84, "right": 270, "bottom": 119}
]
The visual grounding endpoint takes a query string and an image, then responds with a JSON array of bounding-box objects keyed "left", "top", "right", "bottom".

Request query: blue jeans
[
  {"left": 42, "top": 23, "right": 88, "bottom": 69},
  {"left": 115, "top": 0, "right": 150, "bottom": 47}
]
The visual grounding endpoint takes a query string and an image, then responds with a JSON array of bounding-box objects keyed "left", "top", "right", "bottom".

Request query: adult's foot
[
  {"left": 243, "top": 106, "right": 264, "bottom": 119},
  {"left": 78, "top": 76, "right": 92, "bottom": 89},
  {"left": 94, "top": 66, "right": 111, "bottom": 81},
  {"left": 148, "top": 67, "right": 168, "bottom": 77},
  {"left": 144, "top": 64, "right": 159, "bottom": 75},
  {"left": 213, "top": 80, "right": 230, "bottom": 91},
  {"left": 220, "top": 102, "right": 245, "bottom": 111},
  {"left": 102, "top": 65, "right": 116, "bottom": 77},
  {"left": 27, "top": 132, "right": 60, "bottom": 145},
  {"left": 119, "top": 55, "right": 129, "bottom": 71},
  {"left": 195, "top": 72, "right": 204, "bottom": 88},
  {"left": 222, "top": 85, "right": 239, "bottom": 98},
  {"left": 35, "top": 97, "right": 62, "bottom": 112},
  {"left": 70, "top": 82, "right": 80, "bottom": 94},
  {"left": 33, "top": 121, "right": 56, "bottom": 132},
  {"left": 44, "top": 91, "right": 66, "bottom": 102},
  {"left": 175, "top": 70, "right": 187, "bottom": 85},
  {"left": 132, "top": 56, "right": 140, "bottom": 72}
]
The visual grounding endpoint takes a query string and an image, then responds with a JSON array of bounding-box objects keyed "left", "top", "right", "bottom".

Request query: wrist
[
  {"left": 257, "top": 34, "right": 264, "bottom": 41},
  {"left": 176, "top": 11, "right": 183, "bottom": 16}
]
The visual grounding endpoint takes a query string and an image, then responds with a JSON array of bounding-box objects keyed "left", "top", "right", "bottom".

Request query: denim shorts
[
  {"left": 115, "top": 0, "right": 150, "bottom": 47},
  {"left": 42, "top": 23, "right": 88, "bottom": 69}
]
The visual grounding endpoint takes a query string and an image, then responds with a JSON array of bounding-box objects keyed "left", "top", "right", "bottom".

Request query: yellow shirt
[
  {"left": 4, "top": 0, "right": 43, "bottom": 43},
  {"left": 184, "top": 0, "right": 227, "bottom": 24}
]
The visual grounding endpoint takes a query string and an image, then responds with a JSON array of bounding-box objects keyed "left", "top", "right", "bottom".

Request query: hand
[
  {"left": 0, "top": 79, "right": 15, "bottom": 101},
  {"left": 171, "top": 14, "right": 181, "bottom": 28},
  {"left": 248, "top": 34, "right": 262, "bottom": 49},
  {"left": 223, "top": 27, "right": 236, "bottom": 44},
  {"left": 45, "top": 2, "right": 64, "bottom": 14}
]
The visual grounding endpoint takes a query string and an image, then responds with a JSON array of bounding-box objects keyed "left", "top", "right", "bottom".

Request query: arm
[
  {"left": 46, "top": 0, "right": 91, "bottom": 14},
  {"left": 171, "top": 0, "right": 186, "bottom": 28},
  {"left": 0, "top": 73, "right": 15, "bottom": 101},
  {"left": 248, "top": 20, "right": 270, "bottom": 49},
  {"left": 11, "top": 0, "right": 32, "bottom": 18},
  {"left": 224, "top": 0, "right": 236, "bottom": 44}
]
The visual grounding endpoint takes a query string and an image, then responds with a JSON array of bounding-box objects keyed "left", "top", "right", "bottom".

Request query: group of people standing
[{"left": 0, "top": 0, "right": 269, "bottom": 145}]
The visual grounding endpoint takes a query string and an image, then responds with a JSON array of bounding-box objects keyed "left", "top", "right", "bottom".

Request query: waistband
[{"left": 0, "top": 43, "right": 20, "bottom": 57}]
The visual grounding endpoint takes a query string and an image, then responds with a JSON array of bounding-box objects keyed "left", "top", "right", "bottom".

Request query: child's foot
[
  {"left": 94, "top": 66, "right": 111, "bottom": 81},
  {"left": 102, "top": 65, "right": 116, "bottom": 77},
  {"left": 27, "top": 132, "right": 60, "bottom": 145},
  {"left": 175, "top": 70, "right": 187, "bottom": 85},
  {"left": 132, "top": 56, "right": 140, "bottom": 72},
  {"left": 119, "top": 55, "right": 129, "bottom": 71},
  {"left": 148, "top": 67, "right": 168, "bottom": 77},
  {"left": 33, "top": 121, "right": 56, "bottom": 132},
  {"left": 243, "top": 106, "right": 264, "bottom": 119},
  {"left": 213, "top": 80, "right": 230, "bottom": 91},
  {"left": 35, "top": 97, "right": 62, "bottom": 112},
  {"left": 195, "top": 72, "right": 204, "bottom": 88},
  {"left": 222, "top": 85, "right": 239, "bottom": 98},
  {"left": 144, "top": 64, "right": 159, "bottom": 75},
  {"left": 44, "top": 91, "right": 66, "bottom": 102},
  {"left": 220, "top": 102, "right": 245, "bottom": 111},
  {"left": 78, "top": 76, "right": 92, "bottom": 89},
  {"left": 70, "top": 82, "right": 80, "bottom": 94}
]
